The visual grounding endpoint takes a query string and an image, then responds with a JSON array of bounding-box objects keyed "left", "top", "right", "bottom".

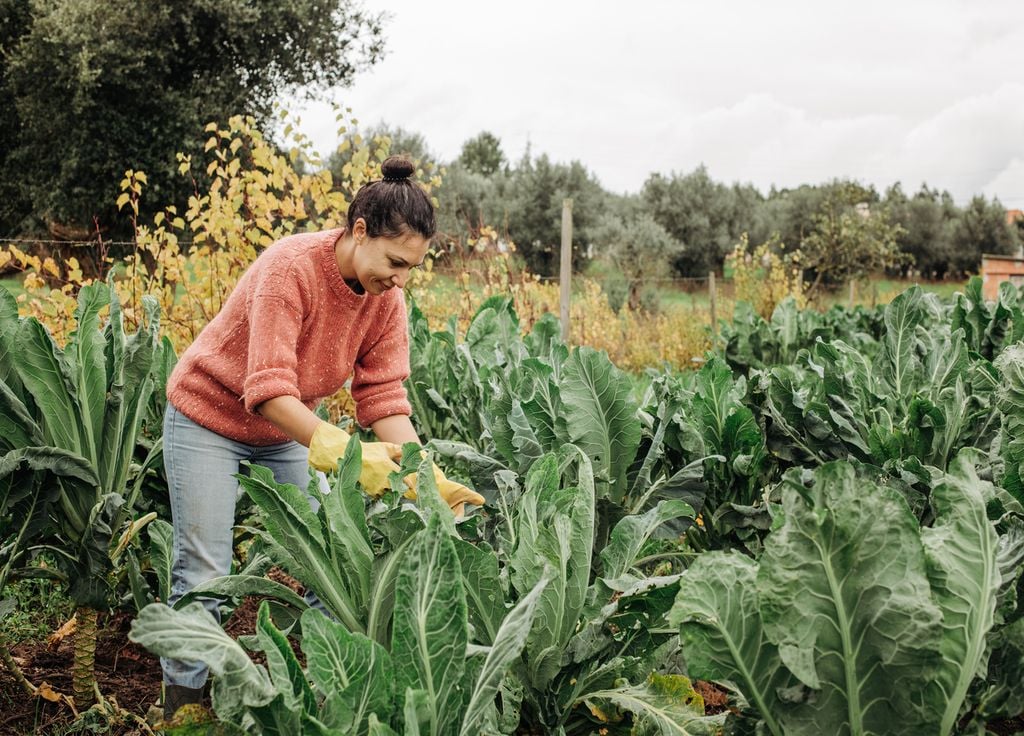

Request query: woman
[{"left": 159, "top": 155, "right": 483, "bottom": 718}]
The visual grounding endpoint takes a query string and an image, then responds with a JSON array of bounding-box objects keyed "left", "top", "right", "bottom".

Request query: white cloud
[
  {"left": 983, "top": 158, "right": 1024, "bottom": 208},
  {"left": 283, "top": 0, "right": 1024, "bottom": 205},
  {"left": 893, "top": 85, "right": 1024, "bottom": 203}
]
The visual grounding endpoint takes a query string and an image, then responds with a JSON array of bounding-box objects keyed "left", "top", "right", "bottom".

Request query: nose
[{"left": 392, "top": 270, "right": 409, "bottom": 289}]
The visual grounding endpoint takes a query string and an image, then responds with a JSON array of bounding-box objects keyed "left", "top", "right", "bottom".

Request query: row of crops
[{"left": 1, "top": 277, "right": 1023, "bottom": 734}]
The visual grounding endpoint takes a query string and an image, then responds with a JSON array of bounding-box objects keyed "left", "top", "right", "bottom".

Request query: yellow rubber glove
[
  {"left": 308, "top": 422, "right": 402, "bottom": 498},
  {"left": 404, "top": 462, "right": 486, "bottom": 516}
]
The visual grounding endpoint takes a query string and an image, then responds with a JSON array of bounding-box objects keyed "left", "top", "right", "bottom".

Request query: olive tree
[
  {"left": 1, "top": 0, "right": 385, "bottom": 238},
  {"left": 799, "top": 185, "right": 907, "bottom": 299},
  {"left": 591, "top": 210, "right": 680, "bottom": 310}
]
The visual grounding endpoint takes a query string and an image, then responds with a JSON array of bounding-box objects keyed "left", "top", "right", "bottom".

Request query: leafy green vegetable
[
  {"left": 671, "top": 456, "right": 1003, "bottom": 736},
  {"left": 131, "top": 509, "right": 547, "bottom": 735},
  {"left": 583, "top": 673, "right": 724, "bottom": 736}
]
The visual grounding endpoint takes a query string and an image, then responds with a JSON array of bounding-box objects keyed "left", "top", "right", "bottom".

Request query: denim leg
[
  {"left": 253, "top": 439, "right": 330, "bottom": 509},
  {"left": 160, "top": 405, "right": 248, "bottom": 688},
  {"left": 253, "top": 441, "right": 333, "bottom": 616}
]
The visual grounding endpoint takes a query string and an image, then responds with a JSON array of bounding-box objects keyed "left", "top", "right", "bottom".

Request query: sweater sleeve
[
  {"left": 351, "top": 298, "right": 412, "bottom": 427},
  {"left": 242, "top": 294, "right": 304, "bottom": 413}
]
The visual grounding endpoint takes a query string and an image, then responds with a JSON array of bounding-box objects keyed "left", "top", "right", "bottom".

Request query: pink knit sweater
[{"left": 166, "top": 228, "right": 412, "bottom": 445}]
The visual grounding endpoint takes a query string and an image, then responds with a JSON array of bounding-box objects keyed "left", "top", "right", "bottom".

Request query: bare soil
[
  {"left": 0, "top": 610, "right": 160, "bottom": 735},
  {"left": 0, "top": 568, "right": 310, "bottom": 735}
]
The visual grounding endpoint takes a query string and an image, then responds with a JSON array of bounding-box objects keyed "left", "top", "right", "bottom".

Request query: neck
[{"left": 334, "top": 229, "right": 358, "bottom": 282}]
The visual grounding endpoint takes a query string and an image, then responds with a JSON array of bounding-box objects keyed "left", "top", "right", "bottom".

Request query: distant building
[
  {"left": 982, "top": 253, "right": 1024, "bottom": 299},
  {"left": 1008, "top": 210, "right": 1024, "bottom": 259}
]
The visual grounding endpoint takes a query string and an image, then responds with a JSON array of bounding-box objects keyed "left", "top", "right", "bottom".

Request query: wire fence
[
  {"left": 0, "top": 237, "right": 139, "bottom": 247},
  {"left": 0, "top": 237, "right": 731, "bottom": 286},
  {"left": 430, "top": 266, "right": 737, "bottom": 300},
  {"left": 0, "top": 236, "right": 745, "bottom": 316}
]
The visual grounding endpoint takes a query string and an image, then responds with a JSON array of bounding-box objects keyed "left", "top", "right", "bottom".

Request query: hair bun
[{"left": 381, "top": 155, "right": 415, "bottom": 182}]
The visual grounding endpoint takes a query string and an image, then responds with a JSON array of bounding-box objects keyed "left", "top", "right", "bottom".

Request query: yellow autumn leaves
[{"left": 0, "top": 111, "right": 805, "bottom": 379}]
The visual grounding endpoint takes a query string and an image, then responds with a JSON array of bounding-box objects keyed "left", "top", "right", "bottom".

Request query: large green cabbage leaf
[{"left": 671, "top": 456, "right": 1001, "bottom": 736}]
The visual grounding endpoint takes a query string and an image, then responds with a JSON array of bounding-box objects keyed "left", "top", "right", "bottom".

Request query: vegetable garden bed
[{"left": 2, "top": 276, "right": 1024, "bottom": 735}]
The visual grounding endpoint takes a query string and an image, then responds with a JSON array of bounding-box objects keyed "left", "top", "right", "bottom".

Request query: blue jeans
[{"left": 160, "top": 403, "right": 329, "bottom": 688}]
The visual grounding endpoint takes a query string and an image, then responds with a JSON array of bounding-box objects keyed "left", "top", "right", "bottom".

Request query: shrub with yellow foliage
[
  {"left": 725, "top": 234, "right": 806, "bottom": 318},
  {"left": 1, "top": 109, "right": 440, "bottom": 350}
]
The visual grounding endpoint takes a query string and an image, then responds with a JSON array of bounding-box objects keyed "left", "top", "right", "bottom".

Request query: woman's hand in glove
[
  {"left": 404, "top": 462, "right": 485, "bottom": 516},
  {"left": 309, "top": 423, "right": 483, "bottom": 512},
  {"left": 307, "top": 422, "right": 402, "bottom": 497}
]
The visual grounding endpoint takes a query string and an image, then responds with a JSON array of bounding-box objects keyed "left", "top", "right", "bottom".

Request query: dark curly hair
[{"left": 346, "top": 155, "right": 436, "bottom": 240}]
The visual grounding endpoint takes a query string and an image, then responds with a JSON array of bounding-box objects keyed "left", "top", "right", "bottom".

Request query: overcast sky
[{"left": 288, "top": 0, "right": 1024, "bottom": 207}]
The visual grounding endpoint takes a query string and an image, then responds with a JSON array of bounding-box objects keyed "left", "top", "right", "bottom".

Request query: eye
[{"left": 390, "top": 259, "right": 404, "bottom": 268}]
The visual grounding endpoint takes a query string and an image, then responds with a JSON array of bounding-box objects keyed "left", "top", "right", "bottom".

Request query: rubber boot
[{"left": 163, "top": 683, "right": 204, "bottom": 721}]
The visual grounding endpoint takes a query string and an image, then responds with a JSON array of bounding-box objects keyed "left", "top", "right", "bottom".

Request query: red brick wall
[{"left": 982, "top": 255, "right": 1024, "bottom": 300}]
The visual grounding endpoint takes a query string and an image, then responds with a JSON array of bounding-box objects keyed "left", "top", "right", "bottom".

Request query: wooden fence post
[
  {"left": 709, "top": 271, "right": 717, "bottom": 346},
  {"left": 560, "top": 199, "right": 573, "bottom": 343}
]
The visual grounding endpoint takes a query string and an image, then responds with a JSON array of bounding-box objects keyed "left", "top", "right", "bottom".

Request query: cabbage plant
[
  {"left": 0, "top": 279, "right": 163, "bottom": 705},
  {"left": 995, "top": 342, "right": 1024, "bottom": 506},
  {"left": 951, "top": 277, "right": 1024, "bottom": 361},
  {"left": 180, "top": 439, "right": 718, "bottom": 733},
  {"left": 178, "top": 440, "right": 452, "bottom": 643},
  {"left": 477, "top": 451, "right": 727, "bottom": 735},
  {"left": 670, "top": 453, "right": 1011, "bottom": 735},
  {"left": 412, "top": 298, "right": 774, "bottom": 554},
  {"left": 0, "top": 287, "right": 60, "bottom": 690},
  {"left": 132, "top": 510, "right": 547, "bottom": 735},
  {"left": 758, "top": 287, "right": 1001, "bottom": 473},
  {"left": 720, "top": 297, "right": 885, "bottom": 375}
]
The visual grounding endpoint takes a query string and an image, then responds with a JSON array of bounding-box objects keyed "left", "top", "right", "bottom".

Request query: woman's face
[{"left": 352, "top": 221, "right": 429, "bottom": 295}]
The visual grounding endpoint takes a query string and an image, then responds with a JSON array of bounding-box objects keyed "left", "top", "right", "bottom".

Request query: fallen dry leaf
[
  {"left": 47, "top": 615, "right": 77, "bottom": 648},
  {"left": 36, "top": 681, "right": 62, "bottom": 702}
]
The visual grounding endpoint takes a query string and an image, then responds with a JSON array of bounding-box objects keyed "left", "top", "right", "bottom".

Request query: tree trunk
[
  {"left": 628, "top": 280, "right": 641, "bottom": 311},
  {"left": 72, "top": 605, "right": 97, "bottom": 706}
]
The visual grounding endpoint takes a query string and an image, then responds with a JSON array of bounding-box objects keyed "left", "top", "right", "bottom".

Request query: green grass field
[{"left": 655, "top": 276, "right": 970, "bottom": 311}]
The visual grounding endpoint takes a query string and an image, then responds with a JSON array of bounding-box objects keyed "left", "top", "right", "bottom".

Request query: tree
[
  {"left": 640, "top": 166, "right": 755, "bottom": 276},
  {"left": 0, "top": 0, "right": 33, "bottom": 235},
  {"left": 327, "top": 123, "right": 437, "bottom": 184},
  {"left": 759, "top": 180, "right": 879, "bottom": 258},
  {"left": 885, "top": 184, "right": 959, "bottom": 278},
  {"left": 591, "top": 209, "right": 680, "bottom": 310},
  {"left": 1, "top": 0, "right": 385, "bottom": 237},
  {"left": 434, "top": 162, "right": 501, "bottom": 245},
  {"left": 458, "top": 131, "right": 506, "bottom": 176},
  {"left": 502, "top": 153, "right": 608, "bottom": 275},
  {"left": 759, "top": 185, "right": 830, "bottom": 254},
  {"left": 949, "top": 196, "right": 1020, "bottom": 276},
  {"left": 799, "top": 185, "right": 906, "bottom": 298}
]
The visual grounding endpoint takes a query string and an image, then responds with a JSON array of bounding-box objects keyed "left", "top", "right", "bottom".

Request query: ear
[{"left": 351, "top": 217, "right": 367, "bottom": 242}]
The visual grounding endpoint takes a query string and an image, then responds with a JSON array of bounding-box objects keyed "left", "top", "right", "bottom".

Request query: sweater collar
[{"left": 319, "top": 227, "right": 368, "bottom": 305}]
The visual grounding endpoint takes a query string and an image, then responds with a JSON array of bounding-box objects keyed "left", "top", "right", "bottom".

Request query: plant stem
[
  {"left": 0, "top": 631, "right": 37, "bottom": 695},
  {"left": 72, "top": 605, "right": 97, "bottom": 707},
  {"left": 94, "top": 689, "right": 157, "bottom": 736},
  {"left": 632, "top": 551, "right": 691, "bottom": 567}
]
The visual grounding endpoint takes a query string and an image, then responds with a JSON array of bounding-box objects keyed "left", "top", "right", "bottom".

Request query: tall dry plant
[
  {"left": 725, "top": 234, "right": 806, "bottom": 318},
  {"left": 0, "top": 109, "right": 440, "bottom": 350}
]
